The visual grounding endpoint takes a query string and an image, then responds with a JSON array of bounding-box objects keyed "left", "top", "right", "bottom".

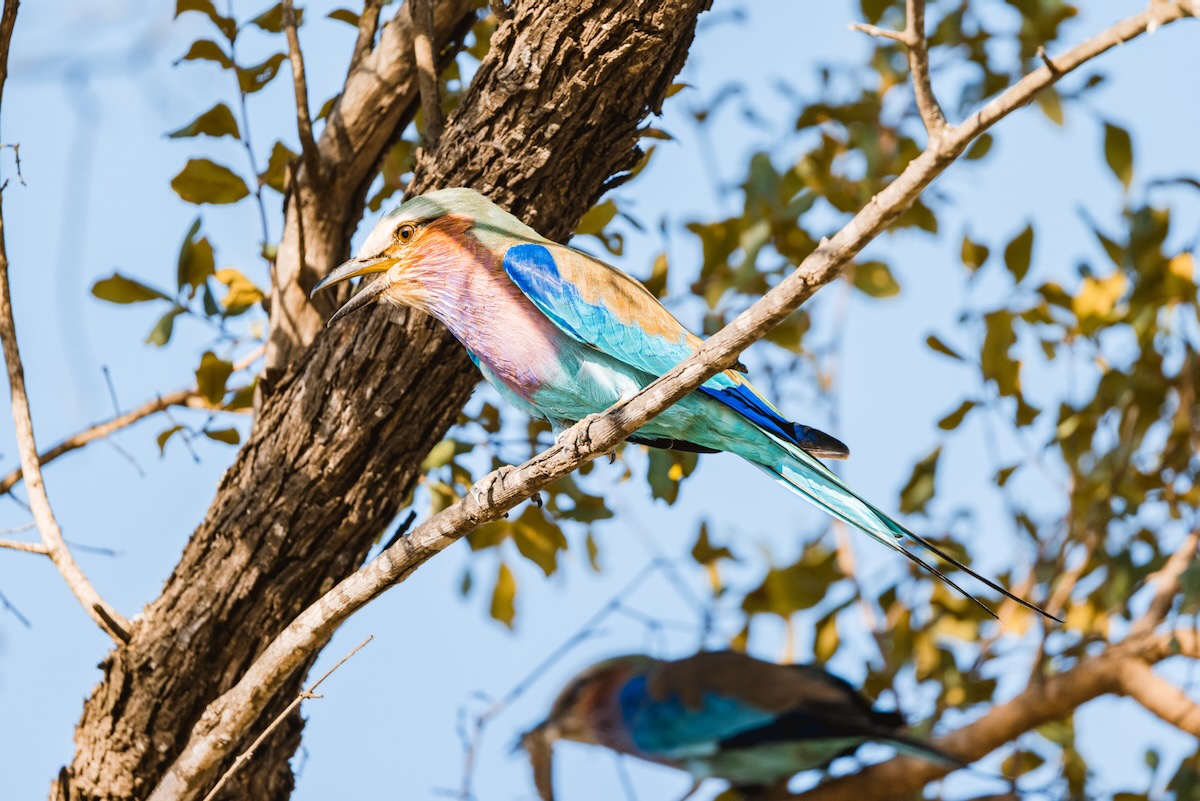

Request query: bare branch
[
  {"left": 847, "top": 22, "right": 911, "bottom": 44},
  {"left": 0, "top": 537, "right": 47, "bottom": 554},
  {"left": 904, "top": 0, "right": 947, "bottom": 137},
  {"left": 282, "top": 0, "right": 321, "bottom": 183},
  {"left": 1130, "top": 528, "right": 1200, "bottom": 637},
  {"left": 0, "top": 0, "right": 131, "bottom": 644},
  {"left": 412, "top": 0, "right": 444, "bottom": 145},
  {"left": 144, "top": 6, "right": 1196, "bottom": 799},
  {"left": 1117, "top": 659, "right": 1200, "bottom": 737},
  {"left": 199, "top": 636, "right": 373, "bottom": 801},
  {"left": 348, "top": 0, "right": 384, "bottom": 73}
]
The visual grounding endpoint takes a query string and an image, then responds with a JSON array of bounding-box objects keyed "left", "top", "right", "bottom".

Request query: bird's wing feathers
[{"left": 501, "top": 242, "right": 848, "bottom": 458}]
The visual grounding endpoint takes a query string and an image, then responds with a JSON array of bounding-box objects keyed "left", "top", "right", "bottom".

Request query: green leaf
[
  {"left": 175, "top": 0, "right": 237, "bottom": 40},
  {"left": 171, "top": 159, "right": 250, "bottom": 205},
  {"left": 176, "top": 218, "right": 215, "bottom": 295},
  {"left": 964, "top": 133, "right": 993, "bottom": 161},
  {"left": 1003, "top": 224, "right": 1034, "bottom": 284},
  {"left": 204, "top": 427, "right": 241, "bottom": 445},
  {"left": 91, "top": 273, "right": 171, "bottom": 304},
  {"left": 641, "top": 252, "right": 668, "bottom": 299},
  {"left": 981, "top": 310, "right": 1020, "bottom": 396},
  {"left": 937, "top": 400, "right": 976, "bottom": 431},
  {"left": 961, "top": 234, "right": 989, "bottom": 272},
  {"left": 489, "top": 562, "right": 517, "bottom": 628},
  {"left": 237, "top": 53, "right": 287, "bottom": 94},
  {"left": 224, "top": 381, "right": 256, "bottom": 411},
  {"left": 260, "top": 141, "right": 298, "bottom": 193},
  {"left": 156, "top": 425, "right": 185, "bottom": 455},
  {"left": 575, "top": 199, "right": 618, "bottom": 237},
  {"left": 195, "top": 351, "right": 234, "bottom": 404},
  {"left": 1035, "top": 86, "right": 1064, "bottom": 126},
  {"left": 146, "top": 308, "right": 184, "bottom": 347},
  {"left": 511, "top": 506, "right": 568, "bottom": 577},
  {"left": 328, "top": 8, "right": 359, "bottom": 26},
  {"left": 925, "top": 334, "right": 963, "bottom": 361},
  {"left": 691, "top": 522, "right": 733, "bottom": 565},
  {"left": 250, "top": 2, "right": 303, "bottom": 33},
  {"left": 899, "top": 446, "right": 941, "bottom": 514},
  {"left": 178, "top": 39, "right": 234, "bottom": 69},
  {"left": 1103, "top": 121, "right": 1133, "bottom": 190},
  {"left": 167, "top": 103, "right": 240, "bottom": 139},
  {"left": 852, "top": 260, "right": 900, "bottom": 298},
  {"left": 646, "top": 448, "right": 698, "bottom": 504}
]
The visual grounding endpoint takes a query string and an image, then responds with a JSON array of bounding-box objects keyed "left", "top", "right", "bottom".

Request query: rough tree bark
[{"left": 52, "top": 1, "right": 710, "bottom": 799}]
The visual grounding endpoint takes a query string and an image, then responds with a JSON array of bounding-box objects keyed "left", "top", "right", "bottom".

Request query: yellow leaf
[
  {"left": 490, "top": 562, "right": 517, "bottom": 629},
  {"left": 214, "top": 268, "right": 265, "bottom": 309},
  {"left": 1169, "top": 252, "right": 1194, "bottom": 280},
  {"left": 1072, "top": 272, "right": 1127, "bottom": 322}
]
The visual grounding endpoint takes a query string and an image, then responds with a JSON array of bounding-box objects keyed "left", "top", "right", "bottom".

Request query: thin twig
[
  {"left": 199, "top": 635, "right": 374, "bottom": 801},
  {"left": 412, "top": 0, "right": 444, "bottom": 145},
  {"left": 0, "top": 0, "right": 131, "bottom": 644},
  {"left": 847, "top": 23, "right": 911, "bottom": 44},
  {"left": 904, "top": 0, "right": 948, "bottom": 137},
  {"left": 227, "top": 1, "right": 273, "bottom": 260},
  {"left": 145, "top": 6, "right": 1197, "bottom": 799},
  {"left": 349, "top": 0, "right": 384, "bottom": 73},
  {"left": 0, "top": 538, "right": 47, "bottom": 554},
  {"left": 282, "top": 0, "right": 321, "bottom": 184},
  {"left": 1, "top": 346, "right": 262, "bottom": 495},
  {"left": 1036, "top": 45, "right": 1059, "bottom": 74}
]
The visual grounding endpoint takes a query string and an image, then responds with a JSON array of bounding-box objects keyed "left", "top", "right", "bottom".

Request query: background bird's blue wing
[
  {"left": 501, "top": 242, "right": 848, "bottom": 457},
  {"left": 618, "top": 675, "right": 777, "bottom": 759}
]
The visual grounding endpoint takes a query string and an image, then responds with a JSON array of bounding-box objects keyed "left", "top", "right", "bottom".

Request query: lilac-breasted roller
[
  {"left": 521, "top": 651, "right": 959, "bottom": 799},
  {"left": 312, "top": 187, "right": 1050, "bottom": 619}
]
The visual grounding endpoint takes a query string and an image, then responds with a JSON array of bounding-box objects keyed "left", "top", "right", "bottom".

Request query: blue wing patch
[
  {"left": 502, "top": 242, "right": 848, "bottom": 459},
  {"left": 618, "top": 674, "right": 776, "bottom": 758}
]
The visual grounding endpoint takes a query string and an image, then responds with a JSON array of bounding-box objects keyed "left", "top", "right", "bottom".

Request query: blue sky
[{"left": 1, "top": 2, "right": 1198, "bottom": 800}]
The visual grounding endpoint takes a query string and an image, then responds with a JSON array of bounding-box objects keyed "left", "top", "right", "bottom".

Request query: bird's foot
[
  {"left": 471, "top": 464, "right": 517, "bottom": 509},
  {"left": 530, "top": 491, "right": 543, "bottom": 508},
  {"left": 554, "top": 414, "right": 606, "bottom": 459}
]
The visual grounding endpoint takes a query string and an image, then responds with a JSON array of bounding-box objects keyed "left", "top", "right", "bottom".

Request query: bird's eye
[{"left": 397, "top": 224, "right": 416, "bottom": 243}]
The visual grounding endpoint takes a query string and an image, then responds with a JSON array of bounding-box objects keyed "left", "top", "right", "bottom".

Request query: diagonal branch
[
  {"left": 1117, "top": 659, "right": 1200, "bottom": 737},
  {"left": 0, "top": 0, "right": 130, "bottom": 643},
  {"left": 142, "top": 4, "right": 1197, "bottom": 800},
  {"left": 282, "top": 0, "right": 321, "bottom": 184},
  {"left": 1130, "top": 528, "right": 1200, "bottom": 637}
]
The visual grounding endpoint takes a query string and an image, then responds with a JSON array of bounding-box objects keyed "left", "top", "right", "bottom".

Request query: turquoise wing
[
  {"left": 501, "top": 242, "right": 848, "bottom": 457},
  {"left": 618, "top": 674, "right": 776, "bottom": 759}
]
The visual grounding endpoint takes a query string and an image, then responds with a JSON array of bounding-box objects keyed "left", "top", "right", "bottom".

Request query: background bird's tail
[
  {"left": 755, "top": 446, "right": 1058, "bottom": 622},
  {"left": 879, "top": 730, "right": 965, "bottom": 768}
]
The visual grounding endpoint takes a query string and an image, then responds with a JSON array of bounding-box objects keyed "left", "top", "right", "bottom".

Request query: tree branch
[
  {"left": 0, "top": 538, "right": 47, "bottom": 554},
  {"left": 1117, "top": 659, "right": 1200, "bottom": 737},
  {"left": 143, "top": 5, "right": 1196, "bottom": 800},
  {"left": 348, "top": 0, "right": 384, "bottom": 74},
  {"left": 904, "top": 0, "right": 947, "bottom": 137},
  {"left": 412, "top": 0, "right": 444, "bottom": 145},
  {"left": 0, "top": 0, "right": 131, "bottom": 644},
  {"left": 282, "top": 0, "right": 321, "bottom": 184},
  {"left": 1130, "top": 528, "right": 1200, "bottom": 637}
]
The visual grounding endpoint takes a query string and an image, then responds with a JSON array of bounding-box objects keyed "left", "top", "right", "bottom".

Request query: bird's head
[
  {"left": 519, "top": 655, "right": 655, "bottom": 801},
  {"left": 310, "top": 187, "right": 542, "bottom": 326}
]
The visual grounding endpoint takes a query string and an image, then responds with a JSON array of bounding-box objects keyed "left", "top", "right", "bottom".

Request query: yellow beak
[{"left": 310, "top": 256, "right": 397, "bottom": 327}]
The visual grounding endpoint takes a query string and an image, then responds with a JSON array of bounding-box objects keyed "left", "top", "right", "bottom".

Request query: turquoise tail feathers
[{"left": 755, "top": 445, "right": 1059, "bottom": 622}]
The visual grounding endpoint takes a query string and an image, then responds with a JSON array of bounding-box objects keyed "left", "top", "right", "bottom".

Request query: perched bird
[
  {"left": 521, "top": 651, "right": 959, "bottom": 799},
  {"left": 312, "top": 187, "right": 1050, "bottom": 619}
]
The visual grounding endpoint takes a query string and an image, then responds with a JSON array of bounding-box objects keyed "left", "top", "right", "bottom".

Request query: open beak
[{"left": 310, "top": 256, "right": 397, "bottom": 327}]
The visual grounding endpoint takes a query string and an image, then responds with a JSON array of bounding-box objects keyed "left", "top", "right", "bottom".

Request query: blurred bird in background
[
  {"left": 520, "top": 650, "right": 959, "bottom": 800},
  {"left": 312, "top": 187, "right": 1054, "bottom": 620}
]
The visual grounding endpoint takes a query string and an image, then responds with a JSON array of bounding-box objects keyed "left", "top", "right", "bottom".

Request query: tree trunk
[{"left": 52, "top": 1, "right": 710, "bottom": 799}]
